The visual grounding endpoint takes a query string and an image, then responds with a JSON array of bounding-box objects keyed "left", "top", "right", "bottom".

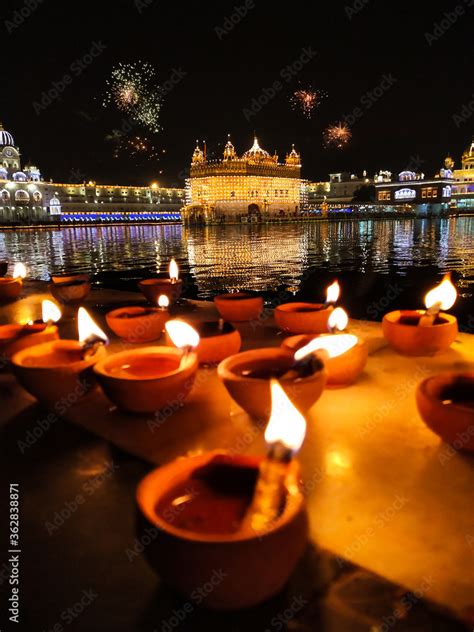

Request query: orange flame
[
  {"left": 326, "top": 280, "right": 340, "bottom": 303},
  {"left": 13, "top": 263, "right": 27, "bottom": 279},
  {"left": 327, "top": 307, "right": 348, "bottom": 332},
  {"left": 424, "top": 274, "right": 457, "bottom": 311},
  {"left": 264, "top": 380, "right": 306, "bottom": 452},
  {"left": 165, "top": 320, "right": 199, "bottom": 349},
  {"left": 42, "top": 300, "right": 61, "bottom": 323},
  {"left": 77, "top": 307, "right": 108, "bottom": 345},
  {"left": 295, "top": 333, "right": 358, "bottom": 361},
  {"left": 169, "top": 258, "right": 179, "bottom": 282},
  {"left": 158, "top": 294, "right": 169, "bottom": 308}
]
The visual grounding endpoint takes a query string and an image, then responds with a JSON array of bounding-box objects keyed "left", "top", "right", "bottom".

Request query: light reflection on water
[{"left": 0, "top": 217, "right": 472, "bottom": 298}]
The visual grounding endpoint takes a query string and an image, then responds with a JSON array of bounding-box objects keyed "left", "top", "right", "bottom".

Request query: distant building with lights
[
  {"left": 0, "top": 122, "right": 185, "bottom": 225},
  {"left": 181, "top": 136, "right": 303, "bottom": 223},
  {"left": 452, "top": 138, "right": 474, "bottom": 210}
]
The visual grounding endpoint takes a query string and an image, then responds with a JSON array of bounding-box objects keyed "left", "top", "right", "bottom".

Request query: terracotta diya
[
  {"left": 275, "top": 280, "right": 340, "bottom": 334},
  {"left": 416, "top": 371, "right": 474, "bottom": 451},
  {"left": 0, "top": 263, "right": 27, "bottom": 302},
  {"left": 383, "top": 274, "right": 458, "bottom": 356},
  {"left": 0, "top": 300, "right": 61, "bottom": 361},
  {"left": 218, "top": 347, "right": 326, "bottom": 419},
  {"left": 94, "top": 319, "right": 199, "bottom": 414},
  {"left": 136, "top": 383, "right": 308, "bottom": 610},
  {"left": 106, "top": 299, "right": 169, "bottom": 343},
  {"left": 214, "top": 292, "right": 264, "bottom": 322},
  {"left": 11, "top": 307, "right": 108, "bottom": 406},
  {"left": 50, "top": 273, "right": 91, "bottom": 305},
  {"left": 281, "top": 307, "right": 368, "bottom": 386},
  {"left": 138, "top": 258, "right": 183, "bottom": 305},
  {"left": 166, "top": 319, "right": 241, "bottom": 364}
]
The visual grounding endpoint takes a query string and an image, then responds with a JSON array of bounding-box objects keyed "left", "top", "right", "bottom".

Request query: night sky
[{"left": 2, "top": 0, "right": 473, "bottom": 187}]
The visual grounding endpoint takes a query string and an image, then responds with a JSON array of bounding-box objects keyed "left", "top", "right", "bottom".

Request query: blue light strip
[{"left": 60, "top": 212, "right": 181, "bottom": 223}]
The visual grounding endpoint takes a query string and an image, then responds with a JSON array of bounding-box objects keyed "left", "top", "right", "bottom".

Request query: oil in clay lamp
[
  {"left": 138, "top": 258, "right": 183, "bottom": 305},
  {"left": 274, "top": 280, "right": 341, "bottom": 334},
  {"left": 11, "top": 307, "right": 108, "bottom": 405},
  {"left": 106, "top": 295, "right": 170, "bottom": 343},
  {"left": 93, "top": 319, "right": 199, "bottom": 414},
  {"left": 0, "top": 299, "right": 61, "bottom": 361},
  {"left": 135, "top": 380, "right": 308, "bottom": 610},
  {"left": 281, "top": 307, "right": 368, "bottom": 386},
  {"left": 383, "top": 274, "right": 458, "bottom": 356},
  {"left": 0, "top": 263, "right": 27, "bottom": 302}
]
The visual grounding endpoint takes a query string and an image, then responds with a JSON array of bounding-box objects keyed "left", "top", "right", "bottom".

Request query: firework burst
[
  {"left": 103, "top": 61, "right": 162, "bottom": 133},
  {"left": 323, "top": 122, "right": 352, "bottom": 149},
  {"left": 112, "top": 134, "right": 160, "bottom": 163},
  {"left": 290, "top": 88, "right": 327, "bottom": 118}
]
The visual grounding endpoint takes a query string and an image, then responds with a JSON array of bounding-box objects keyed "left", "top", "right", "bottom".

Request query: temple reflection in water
[{"left": 0, "top": 218, "right": 472, "bottom": 299}]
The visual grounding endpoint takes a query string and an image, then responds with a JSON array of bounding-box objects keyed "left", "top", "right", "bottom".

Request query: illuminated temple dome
[
  {"left": 183, "top": 133, "right": 303, "bottom": 224},
  {"left": 242, "top": 136, "right": 275, "bottom": 163},
  {"left": 462, "top": 138, "right": 474, "bottom": 168},
  {"left": 286, "top": 144, "right": 301, "bottom": 166},
  {"left": 191, "top": 141, "right": 205, "bottom": 164},
  {"left": 0, "top": 123, "right": 14, "bottom": 147},
  {"left": 223, "top": 135, "right": 237, "bottom": 160}
]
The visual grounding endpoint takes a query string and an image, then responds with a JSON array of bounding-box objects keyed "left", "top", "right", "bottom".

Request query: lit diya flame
[
  {"left": 42, "top": 300, "right": 61, "bottom": 324},
  {"left": 13, "top": 263, "right": 27, "bottom": 279},
  {"left": 419, "top": 274, "right": 457, "bottom": 327},
  {"left": 327, "top": 307, "right": 348, "bottom": 333},
  {"left": 265, "top": 380, "right": 306, "bottom": 453},
  {"left": 165, "top": 320, "right": 200, "bottom": 364},
  {"left": 424, "top": 274, "right": 457, "bottom": 312},
  {"left": 158, "top": 294, "right": 169, "bottom": 309},
  {"left": 326, "top": 280, "right": 340, "bottom": 305},
  {"left": 243, "top": 380, "right": 306, "bottom": 532},
  {"left": 78, "top": 307, "right": 109, "bottom": 357},
  {"left": 169, "top": 258, "right": 179, "bottom": 283},
  {"left": 295, "top": 333, "right": 358, "bottom": 361}
]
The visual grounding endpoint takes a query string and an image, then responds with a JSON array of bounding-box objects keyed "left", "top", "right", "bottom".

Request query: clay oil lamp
[
  {"left": 0, "top": 260, "right": 8, "bottom": 276},
  {"left": 50, "top": 272, "right": 91, "bottom": 305},
  {"left": 135, "top": 380, "right": 308, "bottom": 610},
  {"left": 138, "top": 258, "right": 183, "bottom": 305},
  {"left": 0, "top": 263, "right": 27, "bottom": 302},
  {"left": 50, "top": 272, "right": 89, "bottom": 284},
  {"left": 106, "top": 295, "right": 169, "bottom": 343},
  {"left": 218, "top": 339, "right": 326, "bottom": 420},
  {"left": 274, "top": 280, "right": 340, "bottom": 334},
  {"left": 416, "top": 371, "right": 474, "bottom": 452},
  {"left": 11, "top": 307, "right": 108, "bottom": 406},
  {"left": 281, "top": 308, "right": 368, "bottom": 386},
  {"left": 166, "top": 318, "right": 241, "bottom": 365},
  {"left": 214, "top": 291, "right": 264, "bottom": 322},
  {"left": 94, "top": 319, "right": 198, "bottom": 414},
  {"left": 0, "top": 299, "right": 61, "bottom": 361},
  {"left": 383, "top": 274, "right": 458, "bottom": 356}
]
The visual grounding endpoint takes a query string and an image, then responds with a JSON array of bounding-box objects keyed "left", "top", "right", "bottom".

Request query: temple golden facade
[{"left": 182, "top": 136, "right": 303, "bottom": 223}]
